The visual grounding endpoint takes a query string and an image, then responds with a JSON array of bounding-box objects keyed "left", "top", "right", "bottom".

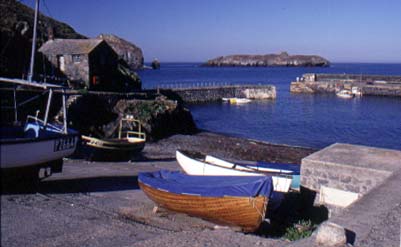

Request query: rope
[{"left": 248, "top": 197, "right": 266, "bottom": 218}]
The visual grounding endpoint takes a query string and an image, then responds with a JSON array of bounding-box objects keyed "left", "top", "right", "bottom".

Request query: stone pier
[
  {"left": 160, "top": 85, "right": 276, "bottom": 103},
  {"left": 290, "top": 73, "right": 401, "bottom": 97}
]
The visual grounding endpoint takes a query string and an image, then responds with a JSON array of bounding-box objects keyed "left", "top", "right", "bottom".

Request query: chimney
[{"left": 47, "top": 26, "right": 54, "bottom": 41}]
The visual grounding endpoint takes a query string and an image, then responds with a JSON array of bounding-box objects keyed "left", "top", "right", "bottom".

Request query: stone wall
[
  {"left": 291, "top": 81, "right": 401, "bottom": 97},
  {"left": 163, "top": 85, "right": 276, "bottom": 103},
  {"left": 300, "top": 143, "right": 401, "bottom": 215},
  {"left": 301, "top": 158, "right": 391, "bottom": 195},
  {"left": 313, "top": 73, "right": 401, "bottom": 83}
]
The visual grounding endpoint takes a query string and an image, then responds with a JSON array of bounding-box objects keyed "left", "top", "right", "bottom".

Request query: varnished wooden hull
[{"left": 139, "top": 181, "right": 268, "bottom": 232}]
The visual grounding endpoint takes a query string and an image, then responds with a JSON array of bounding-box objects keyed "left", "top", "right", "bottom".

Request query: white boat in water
[
  {"left": 176, "top": 150, "right": 293, "bottom": 193},
  {"left": 336, "top": 90, "right": 354, "bottom": 98},
  {"left": 351, "top": 86, "right": 363, "bottom": 96},
  {"left": 222, "top": 97, "right": 252, "bottom": 104}
]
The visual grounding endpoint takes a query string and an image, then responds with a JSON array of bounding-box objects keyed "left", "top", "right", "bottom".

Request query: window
[{"left": 72, "top": 54, "right": 81, "bottom": 63}]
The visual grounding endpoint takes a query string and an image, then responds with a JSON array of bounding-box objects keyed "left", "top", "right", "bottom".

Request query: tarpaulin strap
[{"left": 248, "top": 197, "right": 266, "bottom": 218}]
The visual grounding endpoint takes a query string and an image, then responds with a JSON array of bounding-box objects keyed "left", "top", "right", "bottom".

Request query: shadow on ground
[
  {"left": 70, "top": 149, "right": 176, "bottom": 163},
  {"left": 1, "top": 175, "right": 140, "bottom": 195},
  {"left": 255, "top": 188, "right": 329, "bottom": 240}
]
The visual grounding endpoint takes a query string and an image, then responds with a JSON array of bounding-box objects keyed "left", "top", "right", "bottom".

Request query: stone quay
[
  {"left": 157, "top": 84, "right": 276, "bottom": 103},
  {"left": 290, "top": 73, "right": 401, "bottom": 97}
]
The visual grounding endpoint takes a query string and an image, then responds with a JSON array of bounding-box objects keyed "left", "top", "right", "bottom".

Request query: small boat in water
[
  {"left": 222, "top": 97, "right": 252, "bottom": 104},
  {"left": 82, "top": 116, "right": 146, "bottom": 161},
  {"left": 336, "top": 89, "right": 354, "bottom": 98},
  {"left": 138, "top": 170, "right": 274, "bottom": 232},
  {"left": 176, "top": 150, "right": 294, "bottom": 192},
  {"left": 351, "top": 86, "right": 363, "bottom": 96}
]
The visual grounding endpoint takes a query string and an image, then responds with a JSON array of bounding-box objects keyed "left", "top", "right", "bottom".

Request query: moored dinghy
[
  {"left": 138, "top": 170, "right": 274, "bottom": 232},
  {"left": 176, "top": 150, "right": 293, "bottom": 193},
  {"left": 222, "top": 97, "right": 252, "bottom": 104}
]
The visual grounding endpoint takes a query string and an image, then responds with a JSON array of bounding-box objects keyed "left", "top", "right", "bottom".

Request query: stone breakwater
[
  {"left": 290, "top": 73, "right": 401, "bottom": 97},
  {"left": 160, "top": 85, "right": 276, "bottom": 103}
]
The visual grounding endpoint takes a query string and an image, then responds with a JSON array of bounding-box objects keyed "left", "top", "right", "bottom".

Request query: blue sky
[{"left": 25, "top": 0, "right": 401, "bottom": 63}]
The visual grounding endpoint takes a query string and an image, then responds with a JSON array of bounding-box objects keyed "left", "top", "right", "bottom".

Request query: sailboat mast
[{"left": 28, "top": 0, "right": 40, "bottom": 82}]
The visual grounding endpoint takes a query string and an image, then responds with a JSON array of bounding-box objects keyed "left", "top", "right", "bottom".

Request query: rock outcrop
[
  {"left": 151, "top": 58, "right": 160, "bottom": 70},
  {"left": 204, "top": 52, "right": 330, "bottom": 67},
  {"left": 98, "top": 34, "right": 144, "bottom": 70},
  {"left": 65, "top": 94, "right": 197, "bottom": 141},
  {"left": 0, "top": 0, "right": 86, "bottom": 78}
]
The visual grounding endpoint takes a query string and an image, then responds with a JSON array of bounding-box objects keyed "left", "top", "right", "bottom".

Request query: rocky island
[{"left": 204, "top": 52, "right": 330, "bottom": 67}]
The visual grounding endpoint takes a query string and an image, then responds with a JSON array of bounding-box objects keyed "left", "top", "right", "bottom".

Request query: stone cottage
[
  {"left": 38, "top": 38, "right": 119, "bottom": 89},
  {"left": 97, "top": 34, "right": 144, "bottom": 70}
]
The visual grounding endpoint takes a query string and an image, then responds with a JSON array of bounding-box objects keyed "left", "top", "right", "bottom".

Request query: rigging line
[
  {"left": 42, "top": 0, "right": 54, "bottom": 19},
  {"left": 40, "top": 31, "right": 47, "bottom": 81}
]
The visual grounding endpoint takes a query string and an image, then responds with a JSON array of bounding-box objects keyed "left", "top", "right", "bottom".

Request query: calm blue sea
[{"left": 138, "top": 63, "right": 401, "bottom": 150}]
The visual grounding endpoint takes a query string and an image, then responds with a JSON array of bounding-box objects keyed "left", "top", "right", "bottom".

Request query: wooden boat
[
  {"left": 222, "top": 97, "right": 252, "bottom": 104},
  {"left": 176, "top": 150, "right": 293, "bottom": 192},
  {"left": 138, "top": 170, "right": 274, "bottom": 232},
  {"left": 0, "top": 78, "right": 79, "bottom": 177},
  {"left": 82, "top": 117, "right": 146, "bottom": 161},
  {"left": 336, "top": 89, "right": 354, "bottom": 98}
]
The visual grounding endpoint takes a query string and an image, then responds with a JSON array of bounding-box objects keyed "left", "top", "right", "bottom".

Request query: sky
[{"left": 24, "top": 0, "right": 401, "bottom": 63}]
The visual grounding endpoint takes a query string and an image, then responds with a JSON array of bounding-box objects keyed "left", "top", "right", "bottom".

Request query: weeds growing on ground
[
  {"left": 283, "top": 219, "right": 316, "bottom": 241},
  {"left": 256, "top": 191, "right": 327, "bottom": 241}
]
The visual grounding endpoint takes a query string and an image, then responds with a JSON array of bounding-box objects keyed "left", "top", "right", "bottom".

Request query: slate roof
[{"left": 39, "top": 39, "right": 103, "bottom": 55}]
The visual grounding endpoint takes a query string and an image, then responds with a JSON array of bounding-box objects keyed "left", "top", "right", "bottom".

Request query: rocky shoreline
[{"left": 143, "top": 131, "right": 316, "bottom": 164}]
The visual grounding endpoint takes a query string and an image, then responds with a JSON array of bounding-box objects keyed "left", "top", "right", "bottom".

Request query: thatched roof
[{"left": 39, "top": 39, "right": 103, "bottom": 55}]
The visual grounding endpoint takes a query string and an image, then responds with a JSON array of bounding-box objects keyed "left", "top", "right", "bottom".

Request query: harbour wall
[
  {"left": 298, "top": 143, "right": 401, "bottom": 246},
  {"left": 158, "top": 84, "right": 276, "bottom": 103},
  {"left": 290, "top": 73, "right": 401, "bottom": 97},
  {"left": 300, "top": 143, "right": 401, "bottom": 215}
]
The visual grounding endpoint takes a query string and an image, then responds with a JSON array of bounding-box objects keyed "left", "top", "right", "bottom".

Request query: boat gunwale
[
  {"left": 0, "top": 131, "right": 79, "bottom": 145},
  {"left": 82, "top": 135, "right": 145, "bottom": 150},
  {"left": 177, "top": 149, "right": 292, "bottom": 178}
]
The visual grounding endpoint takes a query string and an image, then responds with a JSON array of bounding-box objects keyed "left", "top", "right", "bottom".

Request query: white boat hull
[
  {"left": 176, "top": 150, "right": 292, "bottom": 193},
  {"left": 336, "top": 90, "right": 354, "bottom": 98},
  {"left": 222, "top": 98, "right": 251, "bottom": 104},
  {"left": 1, "top": 136, "right": 78, "bottom": 169}
]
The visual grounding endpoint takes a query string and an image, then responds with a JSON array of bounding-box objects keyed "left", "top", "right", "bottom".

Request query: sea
[{"left": 138, "top": 63, "right": 401, "bottom": 150}]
